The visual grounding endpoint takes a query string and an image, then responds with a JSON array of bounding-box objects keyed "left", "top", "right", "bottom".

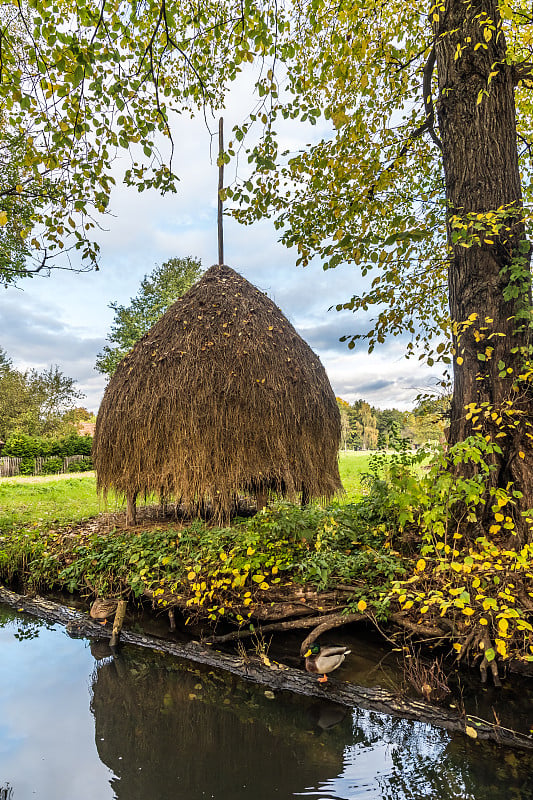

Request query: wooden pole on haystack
[{"left": 218, "top": 116, "right": 224, "bottom": 266}]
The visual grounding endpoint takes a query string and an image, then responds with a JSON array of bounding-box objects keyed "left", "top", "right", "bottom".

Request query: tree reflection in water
[
  {"left": 89, "top": 646, "right": 533, "bottom": 800},
  {"left": 90, "top": 646, "right": 350, "bottom": 800}
]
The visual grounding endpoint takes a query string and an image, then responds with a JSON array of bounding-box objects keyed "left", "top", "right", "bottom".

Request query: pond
[{"left": 1, "top": 605, "right": 532, "bottom": 800}]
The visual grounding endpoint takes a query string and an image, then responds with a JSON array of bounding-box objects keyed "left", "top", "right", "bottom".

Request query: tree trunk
[
  {"left": 126, "top": 492, "right": 137, "bottom": 527},
  {"left": 434, "top": 0, "right": 533, "bottom": 544}
]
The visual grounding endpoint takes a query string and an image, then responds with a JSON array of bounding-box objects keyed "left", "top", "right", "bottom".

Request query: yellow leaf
[
  {"left": 0, "top": 210, "right": 7, "bottom": 226},
  {"left": 457, "top": 356, "right": 464, "bottom": 365},
  {"left": 453, "top": 642, "right": 462, "bottom": 652},
  {"left": 416, "top": 558, "right": 426, "bottom": 572},
  {"left": 519, "top": 451, "right": 525, "bottom": 459},
  {"left": 466, "top": 725, "right": 478, "bottom": 739},
  {"left": 495, "top": 513, "right": 504, "bottom": 522},
  {"left": 498, "top": 617, "right": 509, "bottom": 635},
  {"left": 357, "top": 599, "right": 367, "bottom": 612},
  {"left": 187, "top": 571, "right": 196, "bottom": 580},
  {"left": 495, "top": 638, "right": 507, "bottom": 657},
  {"left": 483, "top": 27, "right": 492, "bottom": 42}
]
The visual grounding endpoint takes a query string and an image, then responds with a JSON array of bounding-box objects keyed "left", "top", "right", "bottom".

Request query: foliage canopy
[
  {"left": 0, "top": 348, "right": 84, "bottom": 439},
  {"left": 4, "top": 0, "right": 533, "bottom": 538}
]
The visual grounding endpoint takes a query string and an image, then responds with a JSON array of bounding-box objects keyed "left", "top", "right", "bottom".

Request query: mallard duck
[
  {"left": 304, "top": 644, "right": 351, "bottom": 683},
  {"left": 90, "top": 598, "right": 118, "bottom": 625}
]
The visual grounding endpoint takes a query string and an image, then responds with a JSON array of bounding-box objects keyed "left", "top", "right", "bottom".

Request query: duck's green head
[{"left": 304, "top": 644, "right": 321, "bottom": 658}]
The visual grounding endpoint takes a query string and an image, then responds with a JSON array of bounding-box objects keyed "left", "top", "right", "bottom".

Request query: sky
[{"left": 0, "top": 97, "right": 440, "bottom": 414}]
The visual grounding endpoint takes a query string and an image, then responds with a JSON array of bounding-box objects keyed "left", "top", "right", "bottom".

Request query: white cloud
[{"left": 1, "top": 88, "right": 438, "bottom": 414}]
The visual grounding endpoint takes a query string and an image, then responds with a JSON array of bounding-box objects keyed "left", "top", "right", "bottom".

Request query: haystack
[{"left": 93, "top": 264, "right": 342, "bottom": 524}]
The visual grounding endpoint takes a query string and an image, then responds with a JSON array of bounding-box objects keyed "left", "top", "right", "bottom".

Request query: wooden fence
[{"left": 0, "top": 454, "right": 91, "bottom": 478}]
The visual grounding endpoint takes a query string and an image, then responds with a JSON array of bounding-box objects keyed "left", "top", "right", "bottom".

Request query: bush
[
  {"left": 3, "top": 432, "right": 93, "bottom": 460},
  {"left": 19, "top": 457, "right": 34, "bottom": 475},
  {"left": 67, "top": 458, "right": 93, "bottom": 473},
  {"left": 60, "top": 434, "right": 93, "bottom": 457},
  {"left": 3, "top": 433, "right": 41, "bottom": 459},
  {"left": 41, "top": 457, "right": 63, "bottom": 475}
]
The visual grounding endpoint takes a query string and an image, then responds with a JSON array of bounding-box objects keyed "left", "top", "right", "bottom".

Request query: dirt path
[{"left": 0, "top": 471, "right": 95, "bottom": 484}]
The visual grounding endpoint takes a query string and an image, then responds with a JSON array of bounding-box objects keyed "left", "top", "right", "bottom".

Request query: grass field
[
  {"left": 0, "top": 474, "right": 110, "bottom": 533},
  {"left": 0, "top": 452, "right": 372, "bottom": 534},
  {"left": 337, "top": 450, "right": 371, "bottom": 497}
]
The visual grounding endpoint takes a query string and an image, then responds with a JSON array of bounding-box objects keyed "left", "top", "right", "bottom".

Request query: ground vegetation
[{"left": 1, "top": 451, "right": 532, "bottom": 683}]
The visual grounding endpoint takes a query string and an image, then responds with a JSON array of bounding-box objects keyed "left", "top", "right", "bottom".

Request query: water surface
[{"left": 1, "top": 606, "right": 532, "bottom": 800}]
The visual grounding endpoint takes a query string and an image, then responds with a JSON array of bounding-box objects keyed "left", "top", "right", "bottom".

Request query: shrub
[
  {"left": 19, "top": 457, "right": 34, "bottom": 475},
  {"left": 41, "top": 457, "right": 63, "bottom": 475},
  {"left": 67, "top": 458, "right": 93, "bottom": 472},
  {"left": 3, "top": 432, "right": 93, "bottom": 460},
  {"left": 3, "top": 434, "right": 41, "bottom": 459},
  {"left": 60, "top": 433, "right": 93, "bottom": 457}
]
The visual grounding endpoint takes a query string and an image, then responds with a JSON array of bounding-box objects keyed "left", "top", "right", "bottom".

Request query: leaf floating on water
[
  {"left": 264, "top": 690, "right": 275, "bottom": 699},
  {"left": 465, "top": 725, "right": 478, "bottom": 739}
]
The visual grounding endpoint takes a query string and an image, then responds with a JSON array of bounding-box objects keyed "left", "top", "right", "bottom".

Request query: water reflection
[
  {"left": 91, "top": 648, "right": 351, "bottom": 800},
  {"left": 1, "top": 605, "right": 533, "bottom": 800}
]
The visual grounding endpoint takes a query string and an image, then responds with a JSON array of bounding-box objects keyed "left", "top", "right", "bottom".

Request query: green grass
[
  {"left": 0, "top": 475, "right": 119, "bottom": 533},
  {"left": 0, "top": 452, "right": 373, "bottom": 535},
  {"left": 338, "top": 450, "right": 371, "bottom": 497}
]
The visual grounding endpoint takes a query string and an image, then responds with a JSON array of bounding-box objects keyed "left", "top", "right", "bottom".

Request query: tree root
[
  {"left": 299, "top": 613, "right": 363, "bottom": 655},
  {"left": 454, "top": 627, "right": 502, "bottom": 687},
  {"left": 478, "top": 632, "right": 502, "bottom": 687},
  {"left": 390, "top": 612, "right": 447, "bottom": 639},
  {"left": 205, "top": 610, "right": 363, "bottom": 647}
]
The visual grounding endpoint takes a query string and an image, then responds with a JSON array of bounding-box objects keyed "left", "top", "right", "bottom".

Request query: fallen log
[{"left": 1, "top": 585, "right": 532, "bottom": 752}]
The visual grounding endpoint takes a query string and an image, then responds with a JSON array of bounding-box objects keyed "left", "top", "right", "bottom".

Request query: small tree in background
[
  {"left": 95, "top": 257, "right": 203, "bottom": 378},
  {"left": 0, "top": 349, "right": 84, "bottom": 439}
]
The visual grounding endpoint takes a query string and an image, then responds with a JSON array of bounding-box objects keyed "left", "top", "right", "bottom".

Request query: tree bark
[
  {"left": 434, "top": 0, "right": 533, "bottom": 543},
  {"left": 126, "top": 492, "right": 137, "bottom": 527},
  {"left": 109, "top": 599, "right": 127, "bottom": 649}
]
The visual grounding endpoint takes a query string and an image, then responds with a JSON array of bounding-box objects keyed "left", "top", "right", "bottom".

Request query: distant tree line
[{"left": 336, "top": 397, "right": 448, "bottom": 451}]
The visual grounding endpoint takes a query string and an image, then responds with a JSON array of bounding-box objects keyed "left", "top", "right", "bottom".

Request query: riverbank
[
  {"left": 1, "top": 453, "right": 533, "bottom": 689},
  {"left": 3, "top": 585, "right": 533, "bottom": 753}
]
